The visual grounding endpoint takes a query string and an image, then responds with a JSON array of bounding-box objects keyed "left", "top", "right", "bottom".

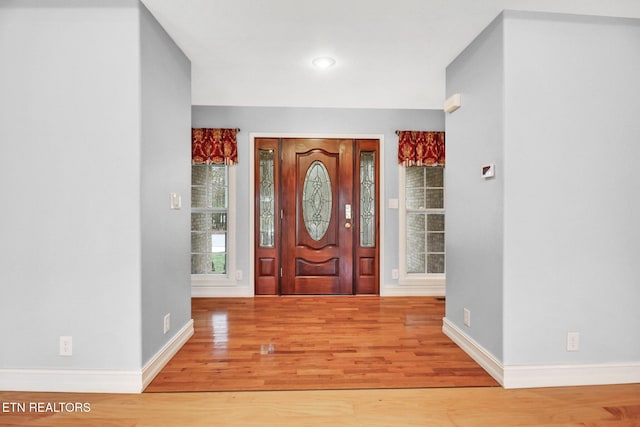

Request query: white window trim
[
  {"left": 191, "top": 164, "right": 237, "bottom": 288},
  {"left": 398, "top": 165, "right": 446, "bottom": 287}
]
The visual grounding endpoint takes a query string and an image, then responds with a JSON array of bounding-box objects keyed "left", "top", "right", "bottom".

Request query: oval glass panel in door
[{"left": 302, "top": 160, "right": 332, "bottom": 240}]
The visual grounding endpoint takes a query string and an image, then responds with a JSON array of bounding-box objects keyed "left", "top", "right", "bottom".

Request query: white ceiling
[{"left": 141, "top": 0, "right": 640, "bottom": 109}]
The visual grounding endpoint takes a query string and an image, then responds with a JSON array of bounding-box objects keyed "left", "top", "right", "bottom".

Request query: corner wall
[
  {"left": 502, "top": 11, "right": 640, "bottom": 368},
  {"left": 444, "top": 15, "right": 505, "bottom": 361},
  {"left": 139, "top": 2, "right": 192, "bottom": 368},
  {"left": 0, "top": 0, "right": 143, "bottom": 375},
  {"left": 444, "top": 10, "right": 640, "bottom": 388},
  {"left": 0, "top": 0, "right": 193, "bottom": 393}
]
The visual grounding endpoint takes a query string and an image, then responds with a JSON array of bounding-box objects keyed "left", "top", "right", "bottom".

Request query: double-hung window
[
  {"left": 191, "top": 164, "right": 229, "bottom": 275},
  {"left": 401, "top": 165, "right": 445, "bottom": 280}
]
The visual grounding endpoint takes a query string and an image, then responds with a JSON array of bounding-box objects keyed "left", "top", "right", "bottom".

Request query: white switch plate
[
  {"left": 170, "top": 192, "right": 181, "bottom": 209},
  {"left": 388, "top": 198, "right": 399, "bottom": 209},
  {"left": 164, "top": 313, "right": 171, "bottom": 334},
  {"left": 463, "top": 308, "right": 471, "bottom": 327}
]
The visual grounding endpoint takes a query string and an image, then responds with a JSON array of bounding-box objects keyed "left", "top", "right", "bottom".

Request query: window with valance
[
  {"left": 397, "top": 130, "right": 445, "bottom": 167},
  {"left": 191, "top": 128, "right": 239, "bottom": 277},
  {"left": 192, "top": 128, "right": 239, "bottom": 165},
  {"left": 397, "top": 130, "right": 446, "bottom": 280}
]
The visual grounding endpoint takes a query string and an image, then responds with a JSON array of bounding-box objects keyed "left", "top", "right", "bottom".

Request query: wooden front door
[
  {"left": 254, "top": 137, "right": 379, "bottom": 295},
  {"left": 281, "top": 138, "right": 353, "bottom": 294}
]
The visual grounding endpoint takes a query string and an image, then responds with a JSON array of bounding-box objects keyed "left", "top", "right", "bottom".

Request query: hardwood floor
[
  {"left": 146, "top": 297, "right": 499, "bottom": 392},
  {"left": 2, "top": 297, "right": 638, "bottom": 425},
  {"left": 1, "top": 385, "right": 639, "bottom": 426}
]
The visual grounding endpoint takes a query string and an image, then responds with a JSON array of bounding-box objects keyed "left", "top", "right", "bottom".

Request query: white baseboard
[
  {"left": 0, "top": 319, "right": 194, "bottom": 394},
  {"left": 502, "top": 362, "right": 640, "bottom": 389},
  {"left": 142, "top": 319, "right": 194, "bottom": 390},
  {"left": 442, "top": 317, "right": 504, "bottom": 385},
  {"left": 193, "top": 283, "right": 443, "bottom": 297},
  {"left": 442, "top": 317, "right": 640, "bottom": 389},
  {"left": 0, "top": 368, "right": 143, "bottom": 394},
  {"left": 191, "top": 285, "right": 254, "bottom": 298},
  {"left": 380, "top": 283, "right": 445, "bottom": 296}
]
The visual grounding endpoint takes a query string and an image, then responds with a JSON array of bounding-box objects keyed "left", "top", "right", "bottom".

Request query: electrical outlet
[
  {"left": 164, "top": 313, "right": 171, "bottom": 335},
  {"left": 59, "top": 336, "right": 72, "bottom": 356},
  {"left": 391, "top": 269, "right": 399, "bottom": 279},
  {"left": 235, "top": 270, "right": 243, "bottom": 281},
  {"left": 567, "top": 332, "right": 580, "bottom": 352},
  {"left": 463, "top": 308, "right": 471, "bottom": 327}
]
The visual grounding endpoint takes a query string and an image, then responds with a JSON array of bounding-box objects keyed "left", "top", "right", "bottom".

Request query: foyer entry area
[{"left": 145, "top": 297, "right": 498, "bottom": 392}]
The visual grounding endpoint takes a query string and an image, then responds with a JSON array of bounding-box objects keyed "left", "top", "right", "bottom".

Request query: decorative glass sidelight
[
  {"left": 302, "top": 161, "right": 332, "bottom": 240},
  {"left": 360, "top": 152, "right": 376, "bottom": 247},
  {"left": 258, "top": 149, "right": 275, "bottom": 247}
]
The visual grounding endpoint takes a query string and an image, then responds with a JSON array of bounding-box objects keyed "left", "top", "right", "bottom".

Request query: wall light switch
[
  {"left": 170, "top": 192, "right": 181, "bottom": 209},
  {"left": 388, "top": 199, "right": 399, "bottom": 209},
  {"left": 164, "top": 313, "right": 171, "bottom": 334}
]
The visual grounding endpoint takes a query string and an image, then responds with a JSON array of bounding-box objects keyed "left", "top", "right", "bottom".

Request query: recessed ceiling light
[{"left": 312, "top": 56, "right": 336, "bottom": 70}]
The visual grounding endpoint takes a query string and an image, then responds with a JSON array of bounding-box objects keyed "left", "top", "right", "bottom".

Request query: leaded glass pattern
[
  {"left": 259, "top": 149, "right": 275, "bottom": 247},
  {"left": 302, "top": 161, "right": 332, "bottom": 241},
  {"left": 191, "top": 164, "right": 228, "bottom": 274},
  {"left": 360, "top": 151, "right": 375, "bottom": 247},
  {"left": 405, "top": 166, "right": 445, "bottom": 274}
]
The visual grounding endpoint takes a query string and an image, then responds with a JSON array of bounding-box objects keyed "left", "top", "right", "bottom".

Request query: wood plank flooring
[
  {"left": 2, "top": 384, "right": 639, "bottom": 426},
  {"left": 146, "top": 297, "right": 499, "bottom": 392}
]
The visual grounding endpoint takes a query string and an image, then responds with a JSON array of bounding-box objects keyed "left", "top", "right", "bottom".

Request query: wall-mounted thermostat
[{"left": 481, "top": 164, "right": 495, "bottom": 179}]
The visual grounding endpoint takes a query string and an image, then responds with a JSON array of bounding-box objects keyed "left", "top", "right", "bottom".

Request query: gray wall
[
  {"left": 140, "top": 4, "right": 192, "bottom": 365},
  {"left": 0, "top": 0, "right": 192, "bottom": 375},
  {"left": 444, "top": 16, "right": 505, "bottom": 360},
  {"left": 445, "top": 10, "right": 640, "bottom": 367},
  {"left": 192, "top": 106, "right": 445, "bottom": 290},
  {"left": 0, "top": 0, "right": 142, "bottom": 370},
  {"left": 502, "top": 11, "right": 640, "bottom": 365}
]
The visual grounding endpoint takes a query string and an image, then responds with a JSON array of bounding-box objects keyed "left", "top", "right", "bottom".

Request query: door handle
[{"left": 345, "top": 222, "right": 352, "bottom": 229}]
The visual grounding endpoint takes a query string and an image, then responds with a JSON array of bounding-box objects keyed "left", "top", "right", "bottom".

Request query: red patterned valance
[
  {"left": 397, "top": 131, "right": 445, "bottom": 167},
  {"left": 192, "top": 128, "right": 239, "bottom": 165}
]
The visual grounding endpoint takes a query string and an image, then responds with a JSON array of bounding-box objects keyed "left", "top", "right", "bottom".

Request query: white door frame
[{"left": 249, "top": 132, "right": 385, "bottom": 296}]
